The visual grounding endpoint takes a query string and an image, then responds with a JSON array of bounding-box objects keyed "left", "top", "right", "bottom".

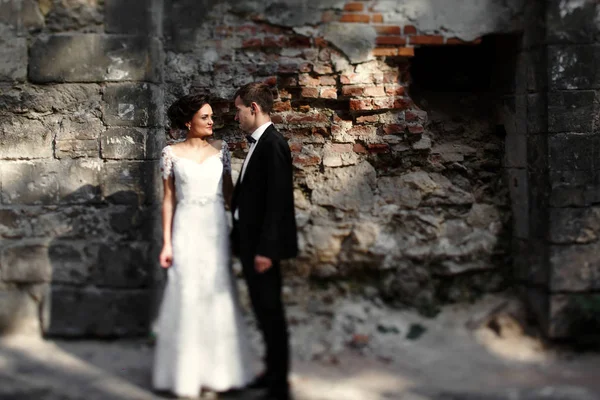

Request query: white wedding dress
[{"left": 153, "top": 142, "right": 253, "bottom": 397}]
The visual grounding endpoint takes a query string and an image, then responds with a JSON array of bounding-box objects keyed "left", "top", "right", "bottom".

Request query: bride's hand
[{"left": 159, "top": 245, "right": 173, "bottom": 268}]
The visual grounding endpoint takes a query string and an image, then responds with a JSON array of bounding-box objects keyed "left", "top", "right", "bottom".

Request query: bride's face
[{"left": 188, "top": 103, "right": 214, "bottom": 138}]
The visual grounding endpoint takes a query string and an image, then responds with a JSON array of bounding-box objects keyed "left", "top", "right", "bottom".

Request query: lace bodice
[{"left": 160, "top": 142, "right": 231, "bottom": 206}]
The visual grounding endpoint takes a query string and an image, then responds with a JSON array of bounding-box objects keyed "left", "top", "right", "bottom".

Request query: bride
[{"left": 153, "top": 93, "right": 253, "bottom": 398}]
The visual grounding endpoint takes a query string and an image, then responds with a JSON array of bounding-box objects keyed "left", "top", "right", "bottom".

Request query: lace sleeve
[
  {"left": 221, "top": 141, "right": 232, "bottom": 175},
  {"left": 160, "top": 146, "right": 173, "bottom": 180}
]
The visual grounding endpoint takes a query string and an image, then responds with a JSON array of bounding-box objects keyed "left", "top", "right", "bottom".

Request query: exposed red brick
[
  {"left": 289, "top": 35, "right": 312, "bottom": 47},
  {"left": 383, "top": 124, "right": 405, "bottom": 134},
  {"left": 287, "top": 113, "right": 328, "bottom": 124},
  {"left": 393, "top": 97, "right": 412, "bottom": 109},
  {"left": 258, "top": 24, "right": 285, "bottom": 34},
  {"left": 340, "top": 14, "right": 370, "bottom": 23},
  {"left": 349, "top": 99, "right": 374, "bottom": 111},
  {"left": 357, "top": 115, "right": 378, "bottom": 124},
  {"left": 372, "top": 98, "right": 395, "bottom": 110},
  {"left": 363, "top": 86, "right": 386, "bottom": 97},
  {"left": 289, "top": 142, "right": 303, "bottom": 152},
  {"left": 408, "top": 125, "right": 424, "bottom": 134},
  {"left": 299, "top": 74, "right": 320, "bottom": 86},
  {"left": 298, "top": 105, "right": 311, "bottom": 113},
  {"left": 342, "top": 86, "right": 364, "bottom": 96},
  {"left": 298, "top": 62, "right": 313, "bottom": 73},
  {"left": 319, "top": 75, "right": 337, "bottom": 86},
  {"left": 313, "top": 63, "right": 333, "bottom": 75},
  {"left": 263, "top": 36, "right": 287, "bottom": 47},
  {"left": 409, "top": 35, "right": 444, "bottom": 45},
  {"left": 376, "top": 36, "right": 406, "bottom": 46},
  {"left": 344, "top": 2, "right": 364, "bottom": 11},
  {"left": 405, "top": 110, "right": 419, "bottom": 122},
  {"left": 349, "top": 125, "right": 376, "bottom": 136},
  {"left": 385, "top": 85, "right": 405, "bottom": 96},
  {"left": 278, "top": 76, "right": 298, "bottom": 86},
  {"left": 271, "top": 114, "right": 285, "bottom": 124},
  {"left": 371, "top": 14, "right": 384, "bottom": 23},
  {"left": 293, "top": 154, "right": 321, "bottom": 166},
  {"left": 398, "top": 47, "right": 415, "bottom": 57},
  {"left": 315, "top": 37, "right": 328, "bottom": 47},
  {"left": 278, "top": 89, "right": 292, "bottom": 100},
  {"left": 228, "top": 141, "right": 245, "bottom": 151},
  {"left": 353, "top": 143, "right": 368, "bottom": 153},
  {"left": 263, "top": 76, "right": 278, "bottom": 86},
  {"left": 236, "top": 25, "right": 258, "bottom": 35},
  {"left": 301, "top": 87, "right": 319, "bottom": 98},
  {"left": 278, "top": 64, "right": 299, "bottom": 74},
  {"left": 383, "top": 71, "right": 400, "bottom": 84},
  {"left": 341, "top": 73, "right": 373, "bottom": 85},
  {"left": 368, "top": 143, "right": 390, "bottom": 153},
  {"left": 330, "top": 143, "right": 353, "bottom": 152},
  {"left": 272, "top": 100, "right": 291, "bottom": 112},
  {"left": 242, "top": 38, "right": 261, "bottom": 48},
  {"left": 404, "top": 25, "right": 417, "bottom": 35},
  {"left": 312, "top": 126, "right": 329, "bottom": 136},
  {"left": 375, "top": 25, "right": 401, "bottom": 35},
  {"left": 446, "top": 37, "right": 482, "bottom": 45},
  {"left": 372, "top": 47, "right": 398, "bottom": 57},
  {"left": 320, "top": 87, "right": 338, "bottom": 99}
]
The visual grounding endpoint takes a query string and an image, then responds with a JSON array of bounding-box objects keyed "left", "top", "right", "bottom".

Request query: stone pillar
[
  {"left": 520, "top": 0, "right": 600, "bottom": 340},
  {"left": 0, "top": 0, "right": 165, "bottom": 337}
]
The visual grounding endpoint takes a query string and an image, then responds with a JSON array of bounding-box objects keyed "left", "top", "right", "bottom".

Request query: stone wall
[{"left": 0, "top": 0, "right": 528, "bottom": 337}]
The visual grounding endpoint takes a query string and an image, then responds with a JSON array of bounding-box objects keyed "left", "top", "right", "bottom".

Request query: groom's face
[{"left": 234, "top": 96, "right": 255, "bottom": 133}]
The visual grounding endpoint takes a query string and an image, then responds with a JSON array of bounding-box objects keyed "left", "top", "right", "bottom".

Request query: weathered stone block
[
  {"left": 1, "top": 242, "right": 52, "bottom": 283},
  {"left": 548, "top": 90, "right": 594, "bottom": 133},
  {"left": 101, "top": 161, "right": 155, "bottom": 204},
  {"left": 546, "top": 0, "right": 596, "bottom": 44},
  {"left": 101, "top": 128, "right": 145, "bottom": 159},
  {"left": 0, "top": 0, "right": 20, "bottom": 29},
  {"left": 548, "top": 133, "right": 595, "bottom": 171},
  {"left": 31, "top": 207, "right": 112, "bottom": 239},
  {"left": 0, "top": 84, "right": 102, "bottom": 115},
  {"left": 0, "top": 161, "right": 60, "bottom": 205},
  {"left": 48, "top": 241, "right": 88, "bottom": 284},
  {"left": 549, "top": 207, "right": 600, "bottom": 245},
  {"left": 105, "top": 0, "right": 157, "bottom": 34},
  {"left": 527, "top": 93, "right": 547, "bottom": 134},
  {"left": 146, "top": 129, "right": 166, "bottom": 160},
  {"left": 45, "top": 286, "right": 151, "bottom": 337},
  {"left": 103, "top": 83, "right": 163, "bottom": 127},
  {"left": 550, "top": 242, "right": 600, "bottom": 291},
  {"left": 0, "top": 116, "right": 53, "bottom": 159},
  {"left": 55, "top": 139, "right": 99, "bottom": 159},
  {"left": 0, "top": 289, "right": 41, "bottom": 335},
  {"left": 528, "top": 170, "right": 548, "bottom": 239},
  {"left": 548, "top": 45, "right": 595, "bottom": 90},
  {"left": 514, "top": 239, "right": 548, "bottom": 286},
  {"left": 0, "top": 37, "right": 27, "bottom": 81},
  {"left": 29, "top": 35, "right": 161, "bottom": 83},
  {"left": 0, "top": 208, "right": 30, "bottom": 238},
  {"left": 43, "top": 0, "right": 103, "bottom": 32},
  {"left": 526, "top": 134, "right": 547, "bottom": 172},
  {"left": 504, "top": 131, "right": 527, "bottom": 169},
  {"left": 547, "top": 293, "right": 600, "bottom": 339},
  {"left": 308, "top": 162, "right": 376, "bottom": 212},
  {"left": 58, "top": 159, "right": 102, "bottom": 204},
  {"left": 91, "top": 242, "right": 152, "bottom": 288},
  {"left": 507, "top": 168, "right": 529, "bottom": 239},
  {"left": 527, "top": 48, "right": 547, "bottom": 93},
  {"left": 548, "top": 169, "right": 597, "bottom": 207},
  {"left": 57, "top": 113, "right": 105, "bottom": 141}
]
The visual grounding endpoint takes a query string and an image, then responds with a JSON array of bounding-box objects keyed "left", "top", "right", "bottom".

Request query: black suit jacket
[{"left": 231, "top": 125, "right": 298, "bottom": 261}]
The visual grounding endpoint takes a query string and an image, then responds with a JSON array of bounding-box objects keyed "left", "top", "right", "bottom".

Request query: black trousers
[{"left": 241, "top": 256, "right": 290, "bottom": 395}]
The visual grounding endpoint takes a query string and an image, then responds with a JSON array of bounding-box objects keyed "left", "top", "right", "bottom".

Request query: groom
[{"left": 230, "top": 82, "right": 298, "bottom": 400}]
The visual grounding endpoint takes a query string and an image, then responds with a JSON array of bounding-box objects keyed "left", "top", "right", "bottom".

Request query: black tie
[{"left": 246, "top": 135, "right": 256, "bottom": 144}]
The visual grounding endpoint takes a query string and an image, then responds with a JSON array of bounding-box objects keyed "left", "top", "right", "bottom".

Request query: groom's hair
[
  {"left": 167, "top": 93, "right": 210, "bottom": 130},
  {"left": 234, "top": 82, "right": 273, "bottom": 114}
]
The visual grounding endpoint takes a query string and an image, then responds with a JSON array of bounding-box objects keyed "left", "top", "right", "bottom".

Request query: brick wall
[{"left": 0, "top": 0, "right": 523, "bottom": 337}]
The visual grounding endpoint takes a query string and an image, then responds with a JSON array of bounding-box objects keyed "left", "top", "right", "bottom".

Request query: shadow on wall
[{"left": 43, "top": 184, "right": 162, "bottom": 338}]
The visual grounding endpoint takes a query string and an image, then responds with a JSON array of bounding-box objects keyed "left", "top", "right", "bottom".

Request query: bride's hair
[{"left": 167, "top": 93, "right": 210, "bottom": 129}]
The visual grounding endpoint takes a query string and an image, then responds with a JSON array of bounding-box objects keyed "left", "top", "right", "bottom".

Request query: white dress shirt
[{"left": 234, "top": 121, "right": 272, "bottom": 220}]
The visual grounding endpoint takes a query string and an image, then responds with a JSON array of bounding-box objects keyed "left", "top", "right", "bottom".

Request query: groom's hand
[{"left": 255, "top": 255, "right": 272, "bottom": 273}]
